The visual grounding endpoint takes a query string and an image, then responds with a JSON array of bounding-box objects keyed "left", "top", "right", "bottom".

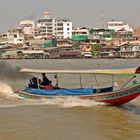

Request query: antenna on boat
[{"left": 93, "top": 74, "right": 100, "bottom": 88}]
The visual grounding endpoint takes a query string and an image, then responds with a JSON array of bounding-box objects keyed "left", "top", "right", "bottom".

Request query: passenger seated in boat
[
  {"left": 28, "top": 76, "right": 38, "bottom": 88},
  {"left": 42, "top": 81, "right": 55, "bottom": 90},
  {"left": 40, "top": 73, "right": 50, "bottom": 86}
]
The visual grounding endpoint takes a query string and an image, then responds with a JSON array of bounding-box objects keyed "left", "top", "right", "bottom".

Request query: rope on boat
[
  {"left": 120, "top": 75, "right": 136, "bottom": 89},
  {"left": 93, "top": 74, "right": 100, "bottom": 88}
]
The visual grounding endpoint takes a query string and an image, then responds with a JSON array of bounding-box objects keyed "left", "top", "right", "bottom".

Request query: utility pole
[{"left": 101, "top": 10, "right": 104, "bottom": 28}]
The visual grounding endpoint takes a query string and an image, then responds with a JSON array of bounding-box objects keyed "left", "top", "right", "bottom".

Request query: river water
[{"left": 0, "top": 59, "right": 140, "bottom": 140}]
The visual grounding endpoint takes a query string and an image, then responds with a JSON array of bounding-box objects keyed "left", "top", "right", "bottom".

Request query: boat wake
[
  {"left": 0, "top": 82, "right": 20, "bottom": 99},
  {"left": 122, "top": 100, "right": 140, "bottom": 115},
  {"left": 0, "top": 85, "right": 104, "bottom": 108},
  {"left": 35, "top": 97, "right": 105, "bottom": 108}
]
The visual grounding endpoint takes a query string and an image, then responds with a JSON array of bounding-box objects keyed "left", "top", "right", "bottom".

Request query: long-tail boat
[{"left": 15, "top": 66, "right": 140, "bottom": 105}]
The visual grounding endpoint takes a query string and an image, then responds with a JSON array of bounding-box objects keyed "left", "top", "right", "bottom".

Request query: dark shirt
[
  {"left": 28, "top": 77, "right": 38, "bottom": 88},
  {"left": 41, "top": 76, "right": 50, "bottom": 86}
]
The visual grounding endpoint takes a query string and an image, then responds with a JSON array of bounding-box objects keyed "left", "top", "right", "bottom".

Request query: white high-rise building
[
  {"left": 55, "top": 18, "right": 72, "bottom": 38},
  {"left": 37, "top": 11, "right": 73, "bottom": 38}
]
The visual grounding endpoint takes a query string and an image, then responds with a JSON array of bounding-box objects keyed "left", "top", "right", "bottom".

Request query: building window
[
  {"left": 57, "top": 23, "right": 63, "bottom": 26},
  {"left": 67, "top": 28, "right": 70, "bottom": 30},
  {"left": 57, "top": 28, "right": 63, "bottom": 30},
  {"left": 14, "top": 35, "right": 17, "bottom": 38}
]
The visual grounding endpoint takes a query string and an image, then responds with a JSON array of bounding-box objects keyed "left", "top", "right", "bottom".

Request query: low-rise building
[
  {"left": 57, "top": 38, "right": 73, "bottom": 47},
  {"left": 2, "top": 49, "right": 45, "bottom": 59},
  {"left": 133, "top": 26, "right": 140, "bottom": 41},
  {"left": 90, "top": 28, "right": 114, "bottom": 41},
  {"left": 7, "top": 29, "right": 24, "bottom": 45},
  {"left": 119, "top": 44, "right": 140, "bottom": 58},
  {"left": 80, "top": 43, "right": 93, "bottom": 58},
  {"left": 19, "top": 20, "right": 35, "bottom": 35},
  {"left": 99, "top": 45, "right": 120, "bottom": 58},
  {"left": 0, "top": 33, "right": 8, "bottom": 48},
  {"left": 73, "top": 27, "right": 89, "bottom": 36},
  {"left": 48, "top": 47, "right": 81, "bottom": 59},
  {"left": 107, "top": 20, "right": 134, "bottom": 32}
]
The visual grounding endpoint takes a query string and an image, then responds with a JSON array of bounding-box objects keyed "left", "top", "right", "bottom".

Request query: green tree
[{"left": 91, "top": 44, "right": 102, "bottom": 57}]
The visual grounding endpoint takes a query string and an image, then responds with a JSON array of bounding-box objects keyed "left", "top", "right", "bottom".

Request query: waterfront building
[
  {"left": 80, "top": 42, "right": 93, "bottom": 58},
  {"left": 119, "top": 44, "right": 140, "bottom": 58},
  {"left": 2, "top": 49, "right": 45, "bottom": 59},
  {"left": 99, "top": 45, "right": 120, "bottom": 58},
  {"left": 47, "top": 46, "right": 81, "bottom": 59}
]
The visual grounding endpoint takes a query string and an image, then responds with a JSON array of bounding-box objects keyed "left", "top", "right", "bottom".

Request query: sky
[{"left": 0, "top": 0, "right": 140, "bottom": 32}]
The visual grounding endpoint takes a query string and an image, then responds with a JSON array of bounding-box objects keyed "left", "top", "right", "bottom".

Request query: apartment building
[
  {"left": 37, "top": 11, "right": 55, "bottom": 36},
  {"left": 7, "top": 29, "right": 24, "bottom": 45},
  {"left": 55, "top": 18, "right": 72, "bottom": 38},
  {"left": 19, "top": 20, "right": 35, "bottom": 35},
  {"left": 37, "top": 11, "right": 72, "bottom": 39}
]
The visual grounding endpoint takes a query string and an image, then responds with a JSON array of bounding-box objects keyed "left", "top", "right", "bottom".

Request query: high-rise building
[
  {"left": 55, "top": 18, "right": 72, "bottom": 38},
  {"left": 37, "top": 11, "right": 72, "bottom": 38},
  {"left": 37, "top": 11, "right": 55, "bottom": 36}
]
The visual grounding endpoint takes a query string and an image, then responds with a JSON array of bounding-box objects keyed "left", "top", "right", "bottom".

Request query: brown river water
[{"left": 0, "top": 59, "right": 140, "bottom": 140}]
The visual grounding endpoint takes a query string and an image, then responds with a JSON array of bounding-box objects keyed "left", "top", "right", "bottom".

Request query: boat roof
[{"left": 20, "top": 66, "right": 140, "bottom": 76}]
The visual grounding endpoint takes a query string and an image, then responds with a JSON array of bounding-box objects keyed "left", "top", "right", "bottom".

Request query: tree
[{"left": 91, "top": 44, "right": 102, "bottom": 57}]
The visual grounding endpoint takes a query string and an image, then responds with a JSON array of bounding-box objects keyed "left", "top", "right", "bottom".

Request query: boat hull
[{"left": 15, "top": 84, "right": 140, "bottom": 105}]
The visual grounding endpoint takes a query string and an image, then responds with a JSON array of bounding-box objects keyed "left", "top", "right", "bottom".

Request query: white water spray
[
  {"left": 0, "top": 82, "right": 105, "bottom": 108},
  {"left": 36, "top": 97, "right": 105, "bottom": 108},
  {"left": 0, "top": 82, "right": 20, "bottom": 99}
]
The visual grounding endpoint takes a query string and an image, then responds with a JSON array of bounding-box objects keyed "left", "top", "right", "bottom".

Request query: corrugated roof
[{"left": 102, "top": 45, "right": 115, "bottom": 49}]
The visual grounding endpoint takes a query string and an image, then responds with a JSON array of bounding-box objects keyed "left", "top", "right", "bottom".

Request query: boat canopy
[{"left": 20, "top": 66, "right": 140, "bottom": 76}]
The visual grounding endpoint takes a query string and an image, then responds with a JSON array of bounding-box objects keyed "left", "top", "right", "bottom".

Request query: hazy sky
[{"left": 0, "top": 0, "right": 140, "bottom": 32}]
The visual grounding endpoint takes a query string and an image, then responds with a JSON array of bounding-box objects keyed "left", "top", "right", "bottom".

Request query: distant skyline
[{"left": 0, "top": 0, "right": 140, "bottom": 32}]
